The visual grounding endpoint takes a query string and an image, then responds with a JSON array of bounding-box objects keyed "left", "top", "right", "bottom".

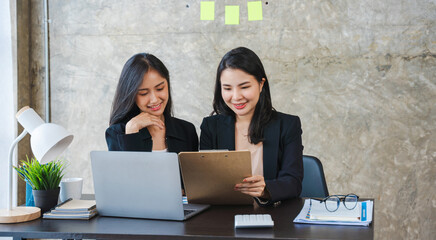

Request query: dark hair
[
  {"left": 109, "top": 53, "right": 172, "bottom": 125},
  {"left": 212, "top": 47, "right": 275, "bottom": 144}
]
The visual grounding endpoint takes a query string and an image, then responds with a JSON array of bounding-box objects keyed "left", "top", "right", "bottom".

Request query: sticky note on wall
[
  {"left": 225, "top": 5, "right": 239, "bottom": 25},
  {"left": 201, "top": 1, "right": 215, "bottom": 20},
  {"left": 247, "top": 1, "right": 263, "bottom": 21}
]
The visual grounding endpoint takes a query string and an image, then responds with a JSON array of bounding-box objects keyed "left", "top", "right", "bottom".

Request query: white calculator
[{"left": 234, "top": 214, "right": 274, "bottom": 228}]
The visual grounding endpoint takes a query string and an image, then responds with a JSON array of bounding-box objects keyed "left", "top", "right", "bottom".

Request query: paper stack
[
  {"left": 293, "top": 199, "right": 373, "bottom": 226},
  {"left": 43, "top": 199, "right": 97, "bottom": 220}
]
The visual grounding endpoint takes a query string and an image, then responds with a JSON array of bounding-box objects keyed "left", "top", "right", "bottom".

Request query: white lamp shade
[
  {"left": 16, "top": 107, "right": 45, "bottom": 134},
  {"left": 31, "top": 123, "right": 74, "bottom": 164},
  {"left": 16, "top": 106, "right": 74, "bottom": 164}
]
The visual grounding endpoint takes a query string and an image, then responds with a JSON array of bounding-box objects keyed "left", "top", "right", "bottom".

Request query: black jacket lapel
[
  {"left": 263, "top": 118, "right": 280, "bottom": 179},
  {"left": 165, "top": 117, "right": 186, "bottom": 153},
  {"left": 217, "top": 115, "right": 235, "bottom": 151}
]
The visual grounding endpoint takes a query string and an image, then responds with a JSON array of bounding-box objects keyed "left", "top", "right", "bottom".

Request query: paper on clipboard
[{"left": 178, "top": 151, "right": 253, "bottom": 205}]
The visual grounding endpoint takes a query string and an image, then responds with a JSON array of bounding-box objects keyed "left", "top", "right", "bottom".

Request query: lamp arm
[{"left": 7, "top": 129, "right": 28, "bottom": 210}]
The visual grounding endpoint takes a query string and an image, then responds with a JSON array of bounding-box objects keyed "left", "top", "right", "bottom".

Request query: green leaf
[{"left": 13, "top": 155, "right": 66, "bottom": 190}]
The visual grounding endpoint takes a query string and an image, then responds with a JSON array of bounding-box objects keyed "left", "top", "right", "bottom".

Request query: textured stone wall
[
  {"left": 16, "top": 0, "right": 31, "bottom": 205},
  {"left": 15, "top": 0, "right": 48, "bottom": 205},
  {"left": 26, "top": 0, "right": 435, "bottom": 239}
]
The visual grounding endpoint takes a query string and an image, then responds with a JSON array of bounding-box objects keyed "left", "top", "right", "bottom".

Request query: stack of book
[{"left": 43, "top": 199, "right": 98, "bottom": 220}]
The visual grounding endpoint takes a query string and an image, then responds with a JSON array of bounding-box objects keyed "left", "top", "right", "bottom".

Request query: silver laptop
[{"left": 90, "top": 151, "right": 209, "bottom": 221}]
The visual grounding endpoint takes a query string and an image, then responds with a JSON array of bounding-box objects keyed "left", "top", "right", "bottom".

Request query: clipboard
[{"left": 178, "top": 151, "right": 253, "bottom": 205}]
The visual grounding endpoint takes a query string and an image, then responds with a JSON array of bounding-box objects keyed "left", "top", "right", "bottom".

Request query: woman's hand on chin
[{"left": 125, "top": 112, "right": 165, "bottom": 134}]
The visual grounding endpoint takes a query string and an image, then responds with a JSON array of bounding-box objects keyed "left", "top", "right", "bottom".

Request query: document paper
[{"left": 293, "top": 199, "right": 373, "bottom": 226}]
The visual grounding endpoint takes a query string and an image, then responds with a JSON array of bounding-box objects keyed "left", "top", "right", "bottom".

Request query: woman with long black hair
[
  {"left": 200, "top": 47, "right": 304, "bottom": 205},
  {"left": 106, "top": 53, "right": 198, "bottom": 153}
]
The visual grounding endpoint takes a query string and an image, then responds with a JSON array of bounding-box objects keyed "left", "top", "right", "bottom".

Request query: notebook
[
  {"left": 308, "top": 199, "right": 362, "bottom": 221},
  {"left": 293, "top": 199, "right": 373, "bottom": 226},
  {"left": 43, "top": 199, "right": 98, "bottom": 220},
  {"left": 90, "top": 151, "right": 209, "bottom": 221},
  {"left": 178, "top": 151, "right": 253, "bottom": 205},
  {"left": 53, "top": 199, "right": 96, "bottom": 211}
]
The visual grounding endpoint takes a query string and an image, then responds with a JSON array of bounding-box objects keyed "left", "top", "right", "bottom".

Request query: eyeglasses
[{"left": 311, "top": 194, "right": 359, "bottom": 212}]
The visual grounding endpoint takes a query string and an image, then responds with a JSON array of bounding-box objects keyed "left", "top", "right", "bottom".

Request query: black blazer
[
  {"left": 105, "top": 116, "right": 198, "bottom": 153},
  {"left": 200, "top": 112, "right": 304, "bottom": 203}
]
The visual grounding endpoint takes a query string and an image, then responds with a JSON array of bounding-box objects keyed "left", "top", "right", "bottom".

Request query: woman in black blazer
[
  {"left": 106, "top": 53, "right": 198, "bottom": 153},
  {"left": 200, "top": 47, "right": 303, "bottom": 205}
]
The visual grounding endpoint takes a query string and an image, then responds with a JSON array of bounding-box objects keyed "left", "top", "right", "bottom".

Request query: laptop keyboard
[{"left": 184, "top": 209, "right": 196, "bottom": 216}]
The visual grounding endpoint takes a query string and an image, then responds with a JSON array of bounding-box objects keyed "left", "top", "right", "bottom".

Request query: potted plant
[{"left": 14, "top": 156, "right": 66, "bottom": 213}]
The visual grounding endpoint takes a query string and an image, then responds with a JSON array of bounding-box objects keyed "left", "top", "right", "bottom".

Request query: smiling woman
[
  {"left": 105, "top": 53, "right": 198, "bottom": 154},
  {"left": 200, "top": 47, "right": 304, "bottom": 206}
]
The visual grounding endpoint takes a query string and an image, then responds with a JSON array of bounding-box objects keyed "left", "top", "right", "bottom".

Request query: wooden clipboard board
[{"left": 178, "top": 151, "right": 253, "bottom": 205}]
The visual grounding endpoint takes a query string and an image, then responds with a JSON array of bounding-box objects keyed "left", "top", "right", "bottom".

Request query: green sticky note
[
  {"left": 201, "top": 1, "right": 215, "bottom": 21},
  {"left": 225, "top": 5, "right": 239, "bottom": 25},
  {"left": 247, "top": 1, "right": 263, "bottom": 21}
]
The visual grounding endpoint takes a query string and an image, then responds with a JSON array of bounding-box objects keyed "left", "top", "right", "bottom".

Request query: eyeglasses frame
[{"left": 310, "top": 193, "right": 359, "bottom": 212}]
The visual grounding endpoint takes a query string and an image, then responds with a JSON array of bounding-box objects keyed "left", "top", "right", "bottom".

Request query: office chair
[{"left": 300, "top": 155, "right": 329, "bottom": 198}]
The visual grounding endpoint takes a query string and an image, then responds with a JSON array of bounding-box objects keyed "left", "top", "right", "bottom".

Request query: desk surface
[{"left": 0, "top": 197, "right": 373, "bottom": 240}]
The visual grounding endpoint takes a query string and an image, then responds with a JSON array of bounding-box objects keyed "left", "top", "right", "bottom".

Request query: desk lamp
[{"left": 0, "top": 106, "right": 74, "bottom": 223}]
